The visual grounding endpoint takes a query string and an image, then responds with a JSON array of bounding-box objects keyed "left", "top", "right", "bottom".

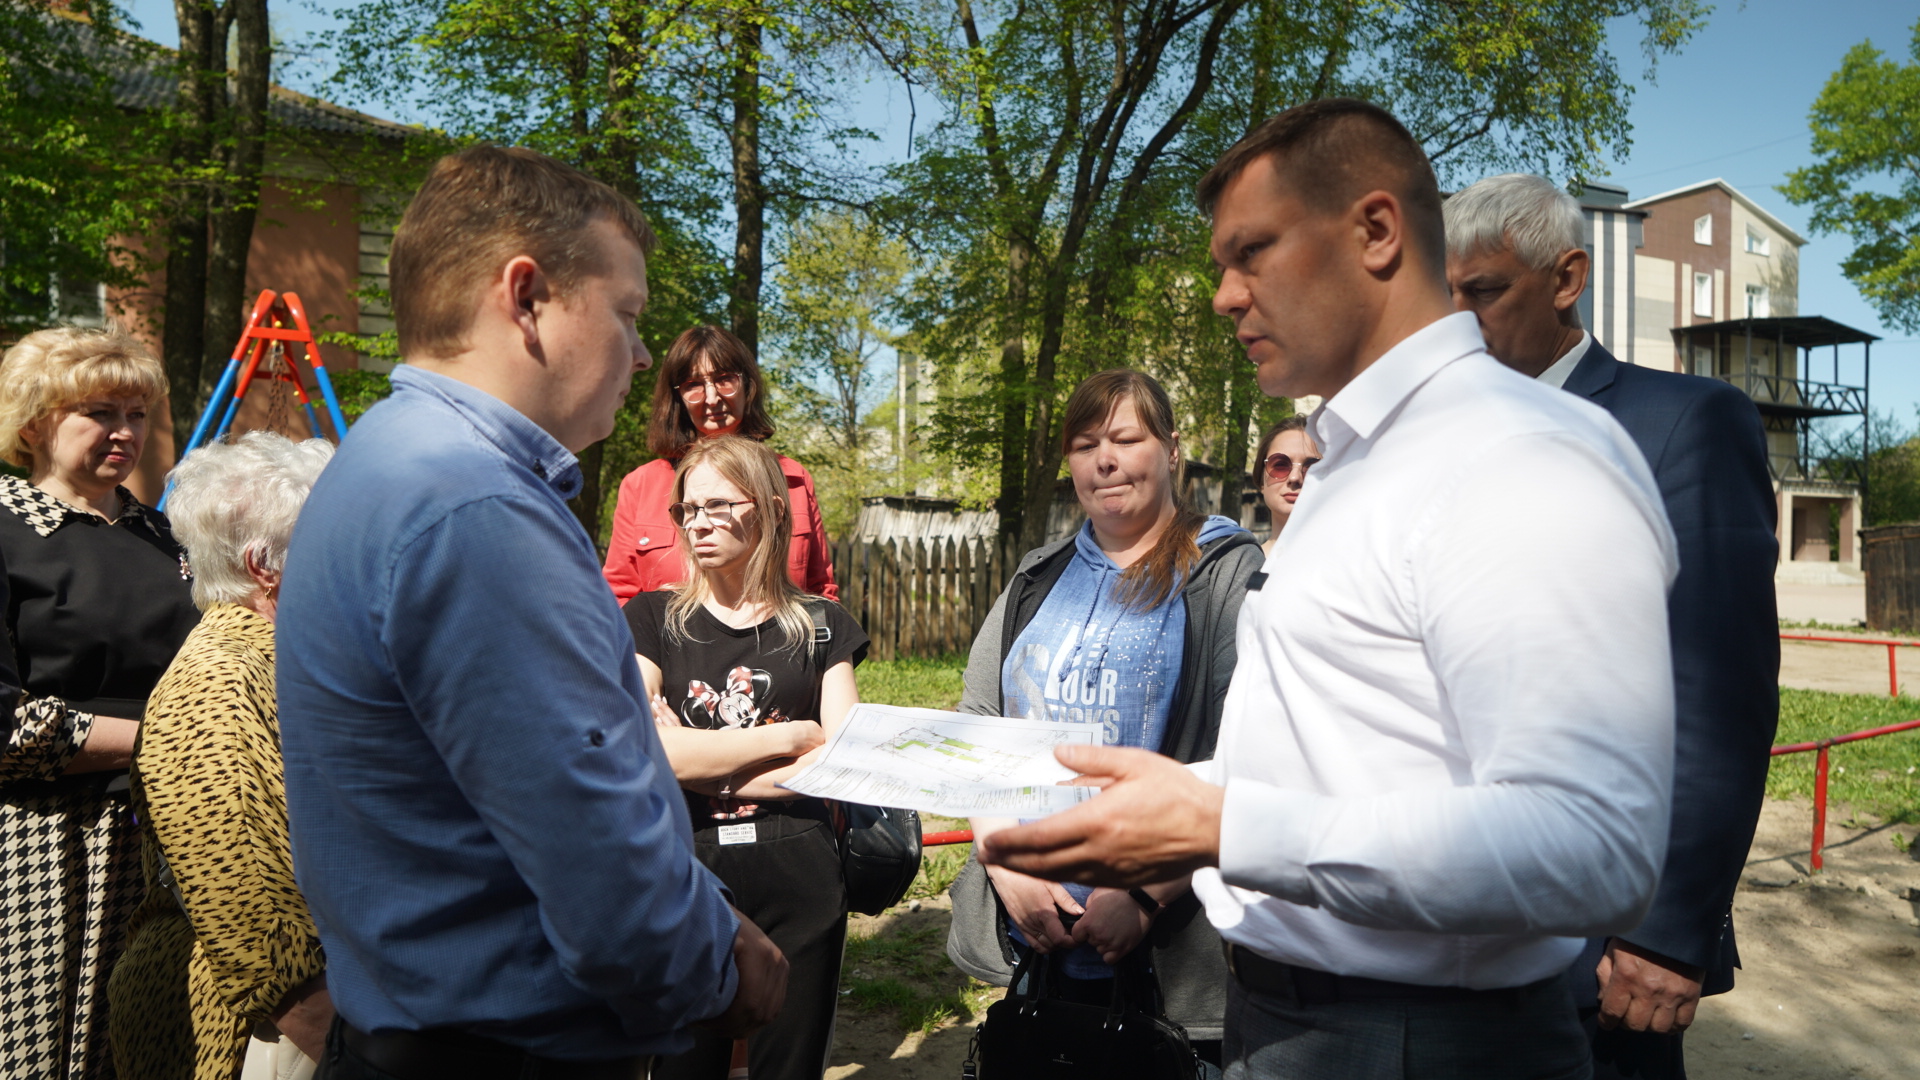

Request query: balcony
[{"left": 1717, "top": 371, "right": 1865, "bottom": 419}]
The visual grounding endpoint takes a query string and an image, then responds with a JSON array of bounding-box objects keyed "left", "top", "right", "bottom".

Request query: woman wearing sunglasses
[
  {"left": 946, "top": 371, "right": 1262, "bottom": 1076},
  {"left": 627, "top": 434, "right": 866, "bottom": 1080},
  {"left": 1252, "top": 416, "right": 1320, "bottom": 555},
  {"left": 603, "top": 325, "right": 838, "bottom": 602}
]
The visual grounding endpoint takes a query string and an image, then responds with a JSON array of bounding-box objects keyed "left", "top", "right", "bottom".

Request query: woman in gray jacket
[{"left": 946, "top": 370, "right": 1262, "bottom": 1075}]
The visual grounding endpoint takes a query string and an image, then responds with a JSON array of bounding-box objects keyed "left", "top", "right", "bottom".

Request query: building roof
[
  {"left": 1623, "top": 178, "right": 1807, "bottom": 247},
  {"left": 1670, "top": 315, "right": 1880, "bottom": 348},
  {"left": 61, "top": 10, "right": 415, "bottom": 141}
]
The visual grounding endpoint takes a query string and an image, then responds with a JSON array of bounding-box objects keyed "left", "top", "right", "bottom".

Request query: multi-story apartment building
[{"left": 1576, "top": 178, "right": 1879, "bottom": 581}]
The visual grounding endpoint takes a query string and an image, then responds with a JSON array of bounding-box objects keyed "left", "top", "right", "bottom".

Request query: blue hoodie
[{"left": 1000, "top": 514, "right": 1245, "bottom": 975}]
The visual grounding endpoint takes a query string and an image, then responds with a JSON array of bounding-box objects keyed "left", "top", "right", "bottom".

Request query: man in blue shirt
[{"left": 278, "top": 146, "right": 785, "bottom": 1079}]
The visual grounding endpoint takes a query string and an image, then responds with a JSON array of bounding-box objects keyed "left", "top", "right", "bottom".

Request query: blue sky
[{"left": 124, "top": 1, "right": 1920, "bottom": 423}]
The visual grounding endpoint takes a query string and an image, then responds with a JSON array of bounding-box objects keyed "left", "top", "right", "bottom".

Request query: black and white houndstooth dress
[{"left": 0, "top": 476, "right": 199, "bottom": 1080}]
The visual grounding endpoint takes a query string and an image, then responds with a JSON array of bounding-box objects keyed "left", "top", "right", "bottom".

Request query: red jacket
[{"left": 601, "top": 455, "right": 839, "bottom": 602}]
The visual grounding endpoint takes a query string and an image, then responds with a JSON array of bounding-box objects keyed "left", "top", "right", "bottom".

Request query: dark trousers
[
  {"left": 1222, "top": 973, "right": 1592, "bottom": 1080},
  {"left": 1580, "top": 1008, "right": 1687, "bottom": 1080},
  {"left": 654, "top": 813, "right": 847, "bottom": 1080}
]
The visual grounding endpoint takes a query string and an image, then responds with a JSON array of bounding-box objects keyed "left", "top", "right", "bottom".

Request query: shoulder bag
[{"left": 805, "top": 600, "right": 922, "bottom": 916}]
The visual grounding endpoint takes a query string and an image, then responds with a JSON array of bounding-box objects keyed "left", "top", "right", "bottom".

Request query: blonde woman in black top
[
  {"left": 0, "top": 326, "right": 200, "bottom": 1079},
  {"left": 626, "top": 435, "right": 866, "bottom": 1080}
]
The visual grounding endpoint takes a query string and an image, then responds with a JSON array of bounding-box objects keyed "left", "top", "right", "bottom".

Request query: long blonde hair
[{"left": 665, "top": 435, "right": 814, "bottom": 651}]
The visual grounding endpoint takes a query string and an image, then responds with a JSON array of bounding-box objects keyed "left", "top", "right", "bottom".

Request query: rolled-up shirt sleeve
[
  {"left": 1219, "top": 432, "right": 1677, "bottom": 938},
  {"left": 385, "top": 494, "right": 738, "bottom": 1032}
]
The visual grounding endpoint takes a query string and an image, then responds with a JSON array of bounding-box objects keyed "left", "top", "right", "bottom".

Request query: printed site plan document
[{"left": 778, "top": 704, "right": 1101, "bottom": 818}]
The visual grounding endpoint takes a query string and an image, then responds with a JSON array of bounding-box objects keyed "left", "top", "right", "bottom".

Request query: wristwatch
[{"left": 1128, "top": 887, "right": 1164, "bottom": 917}]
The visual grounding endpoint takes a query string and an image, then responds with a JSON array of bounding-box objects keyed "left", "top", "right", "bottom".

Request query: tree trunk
[
  {"left": 1216, "top": 363, "right": 1256, "bottom": 519},
  {"left": 201, "top": 0, "right": 270, "bottom": 406},
  {"left": 994, "top": 239, "right": 1031, "bottom": 552},
  {"left": 727, "top": 16, "right": 764, "bottom": 353},
  {"left": 162, "top": 0, "right": 217, "bottom": 444},
  {"left": 568, "top": 13, "right": 646, "bottom": 545}
]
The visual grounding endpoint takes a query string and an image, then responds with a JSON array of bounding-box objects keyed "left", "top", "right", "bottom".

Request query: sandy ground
[
  {"left": 825, "top": 798, "right": 1920, "bottom": 1079},
  {"left": 1778, "top": 628, "right": 1920, "bottom": 697},
  {"left": 1777, "top": 583, "right": 1866, "bottom": 627}
]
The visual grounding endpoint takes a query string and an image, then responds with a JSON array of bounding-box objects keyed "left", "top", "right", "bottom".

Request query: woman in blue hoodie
[{"left": 946, "top": 370, "right": 1263, "bottom": 1074}]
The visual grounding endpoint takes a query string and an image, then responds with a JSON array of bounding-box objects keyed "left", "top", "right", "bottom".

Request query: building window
[
  {"left": 1746, "top": 283, "right": 1770, "bottom": 318},
  {"left": 1744, "top": 227, "right": 1770, "bottom": 256},
  {"left": 1694, "top": 214, "right": 1712, "bottom": 245},
  {"left": 1692, "top": 345, "right": 1715, "bottom": 378},
  {"left": 1693, "top": 272, "right": 1714, "bottom": 317}
]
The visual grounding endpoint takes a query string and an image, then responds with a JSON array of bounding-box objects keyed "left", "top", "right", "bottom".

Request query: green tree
[
  {"left": 160, "top": 0, "right": 275, "bottom": 442},
  {"left": 894, "top": 0, "right": 1707, "bottom": 549},
  {"left": 0, "top": 3, "right": 166, "bottom": 335},
  {"left": 764, "top": 210, "right": 908, "bottom": 531},
  {"left": 322, "top": 0, "right": 898, "bottom": 541},
  {"left": 1780, "top": 18, "right": 1920, "bottom": 334}
]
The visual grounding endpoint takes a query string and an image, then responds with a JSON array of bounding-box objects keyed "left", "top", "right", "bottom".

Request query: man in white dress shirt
[{"left": 977, "top": 98, "right": 1680, "bottom": 1078}]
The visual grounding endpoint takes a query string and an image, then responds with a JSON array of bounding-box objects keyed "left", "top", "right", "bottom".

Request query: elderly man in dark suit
[{"left": 1445, "top": 173, "right": 1780, "bottom": 1079}]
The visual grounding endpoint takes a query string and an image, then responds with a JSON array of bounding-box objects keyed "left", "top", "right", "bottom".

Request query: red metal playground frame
[{"left": 920, "top": 634, "right": 1920, "bottom": 873}]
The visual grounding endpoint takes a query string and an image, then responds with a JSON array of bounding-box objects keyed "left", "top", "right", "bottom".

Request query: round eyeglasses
[
  {"left": 677, "top": 371, "right": 743, "bottom": 404},
  {"left": 668, "top": 498, "right": 755, "bottom": 528},
  {"left": 1262, "top": 452, "right": 1321, "bottom": 482}
]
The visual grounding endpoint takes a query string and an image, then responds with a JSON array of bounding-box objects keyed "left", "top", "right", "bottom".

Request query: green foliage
[
  {"left": 765, "top": 210, "right": 911, "bottom": 533},
  {"left": 1773, "top": 689, "right": 1920, "bottom": 824},
  {"left": 1780, "top": 18, "right": 1920, "bottom": 334},
  {"left": 327, "top": 367, "right": 396, "bottom": 424},
  {"left": 889, "top": 0, "right": 1708, "bottom": 541},
  {"left": 0, "top": 5, "right": 169, "bottom": 334},
  {"left": 841, "top": 916, "right": 997, "bottom": 1034},
  {"left": 856, "top": 653, "right": 967, "bottom": 711}
]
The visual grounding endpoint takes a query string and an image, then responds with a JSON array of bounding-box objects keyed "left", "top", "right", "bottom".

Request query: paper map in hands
[{"left": 777, "top": 704, "right": 1100, "bottom": 817}]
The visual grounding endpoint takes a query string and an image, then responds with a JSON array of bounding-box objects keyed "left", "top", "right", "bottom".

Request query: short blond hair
[{"left": 0, "top": 326, "right": 167, "bottom": 468}]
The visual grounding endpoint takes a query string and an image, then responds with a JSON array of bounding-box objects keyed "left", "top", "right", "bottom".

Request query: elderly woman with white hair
[
  {"left": 107, "top": 431, "right": 336, "bottom": 1080},
  {"left": 0, "top": 325, "right": 201, "bottom": 1080}
]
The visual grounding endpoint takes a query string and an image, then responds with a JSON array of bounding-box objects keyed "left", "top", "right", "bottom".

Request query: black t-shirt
[{"left": 626, "top": 591, "right": 868, "bottom": 822}]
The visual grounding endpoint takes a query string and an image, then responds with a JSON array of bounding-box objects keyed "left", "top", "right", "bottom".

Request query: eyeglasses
[
  {"left": 677, "top": 371, "right": 743, "bottom": 403},
  {"left": 668, "top": 498, "right": 755, "bottom": 528},
  {"left": 1262, "top": 452, "right": 1321, "bottom": 482}
]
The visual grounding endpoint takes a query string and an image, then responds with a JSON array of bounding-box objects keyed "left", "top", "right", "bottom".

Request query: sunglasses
[
  {"left": 1263, "top": 452, "right": 1321, "bottom": 482},
  {"left": 667, "top": 498, "right": 755, "bottom": 528},
  {"left": 677, "top": 372, "right": 743, "bottom": 403}
]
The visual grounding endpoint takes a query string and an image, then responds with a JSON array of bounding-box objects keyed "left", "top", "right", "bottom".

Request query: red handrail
[
  {"left": 922, "top": 829, "right": 974, "bottom": 847},
  {"left": 1768, "top": 717, "right": 1920, "bottom": 871},
  {"left": 1779, "top": 632, "right": 1920, "bottom": 698}
]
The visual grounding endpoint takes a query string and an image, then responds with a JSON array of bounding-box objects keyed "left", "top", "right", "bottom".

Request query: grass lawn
[
  {"left": 857, "top": 653, "right": 968, "bottom": 711},
  {"left": 1773, "top": 688, "right": 1920, "bottom": 825}
]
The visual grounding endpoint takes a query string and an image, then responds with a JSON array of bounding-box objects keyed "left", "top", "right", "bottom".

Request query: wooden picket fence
[{"left": 830, "top": 535, "right": 1021, "bottom": 661}]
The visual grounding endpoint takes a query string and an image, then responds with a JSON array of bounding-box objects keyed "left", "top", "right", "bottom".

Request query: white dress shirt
[
  {"left": 1536, "top": 330, "right": 1593, "bottom": 389},
  {"left": 1191, "top": 312, "right": 1677, "bottom": 990}
]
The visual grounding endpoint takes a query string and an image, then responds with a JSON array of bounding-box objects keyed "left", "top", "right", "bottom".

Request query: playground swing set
[{"left": 159, "top": 289, "right": 353, "bottom": 510}]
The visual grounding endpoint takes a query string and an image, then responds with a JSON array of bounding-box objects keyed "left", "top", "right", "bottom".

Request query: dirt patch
[
  {"left": 1684, "top": 797, "right": 1920, "bottom": 1080},
  {"left": 1779, "top": 636, "right": 1920, "bottom": 697},
  {"left": 826, "top": 894, "right": 1001, "bottom": 1080},
  {"left": 827, "top": 800, "right": 1920, "bottom": 1079}
]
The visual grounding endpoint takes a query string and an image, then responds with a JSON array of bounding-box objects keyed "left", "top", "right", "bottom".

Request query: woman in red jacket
[{"left": 604, "top": 325, "right": 838, "bottom": 602}]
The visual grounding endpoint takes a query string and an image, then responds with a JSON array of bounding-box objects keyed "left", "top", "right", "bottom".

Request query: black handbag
[
  {"left": 805, "top": 601, "right": 923, "bottom": 916},
  {"left": 965, "top": 945, "right": 1199, "bottom": 1080}
]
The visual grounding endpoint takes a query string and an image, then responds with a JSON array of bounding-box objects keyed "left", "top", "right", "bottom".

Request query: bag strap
[{"left": 804, "top": 599, "right": 833, "bottom": 673}]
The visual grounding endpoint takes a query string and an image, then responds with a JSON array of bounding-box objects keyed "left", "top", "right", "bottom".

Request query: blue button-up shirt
[{"left": 278, "top": 365, "right": 738, "bottom": 1060}]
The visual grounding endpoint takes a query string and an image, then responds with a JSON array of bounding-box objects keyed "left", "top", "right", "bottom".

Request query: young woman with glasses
[
  {"left": 1252, "top": 417, "right": 1320, "bottom": 556},
  {"left": 625, "top": 435, "right": 866, "bottom": 1080},
  {"left": 602, "top": 325, "right": 838, "bottom": 602}
]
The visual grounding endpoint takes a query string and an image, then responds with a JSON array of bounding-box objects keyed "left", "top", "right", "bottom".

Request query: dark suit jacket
[{"left": 1562, "top": 341, "right": 1780, "bottom": 1002}]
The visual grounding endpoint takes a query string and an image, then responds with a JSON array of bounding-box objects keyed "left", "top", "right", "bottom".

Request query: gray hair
[
  {"left": 166, "top": 431, "right": 334, "bottom": 609},
  {"left": 1444, "top": 173, "right": 1586, "bottom": 272}
]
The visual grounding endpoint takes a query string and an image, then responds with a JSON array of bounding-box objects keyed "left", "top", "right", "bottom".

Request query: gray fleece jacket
[{"left": 945, "top": 525, "right": 1263, "bottom": 1041}]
